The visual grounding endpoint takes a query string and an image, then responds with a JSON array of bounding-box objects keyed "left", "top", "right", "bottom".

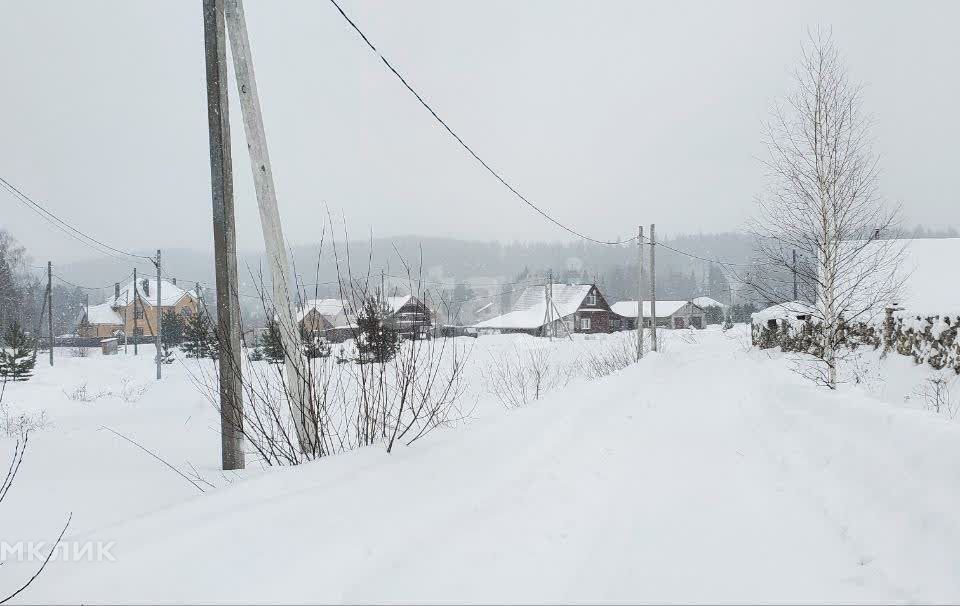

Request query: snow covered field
[{"left": 2, "top": 326, "right": 960, "bottom": 603}]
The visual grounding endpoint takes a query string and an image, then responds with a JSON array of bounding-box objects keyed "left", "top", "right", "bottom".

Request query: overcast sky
[{"left": 2, "top": 1, "right": 958, "bottom": 266}]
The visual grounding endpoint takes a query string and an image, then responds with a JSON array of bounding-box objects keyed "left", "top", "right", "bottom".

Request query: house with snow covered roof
[
  {"left": 474, "top": 283, "right": 613, "bottom": 336},
  {"left": 77, "top": 278, "right": 199, "bottom": 339},
  {"left": 610, "top": 300, "right": 706, "bottom": 330},
  {"left": 296, "top": 294, "right": 433, "bottom": 341},
  {"left": 691, "top": 296, "right": 725, "bottom": 310},
  {"left": 383, "top": 295, "right": 433, "bottom": 338}
]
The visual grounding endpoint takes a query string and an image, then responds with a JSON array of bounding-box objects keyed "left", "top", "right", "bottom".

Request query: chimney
[
  {"left": 115, "top": 282, "right": 120, "bottom": 301},
  {"left": 142, "top": 278, "right": 150, "bottom": 297},
  {"left": 171, "top": 277, "right": 177, "bottom": 286}
]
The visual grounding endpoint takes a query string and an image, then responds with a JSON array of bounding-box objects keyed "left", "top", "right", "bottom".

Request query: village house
[
  {"left": 77, "top": 278, "right": 199, "bottom": 338},
  {"left": 295, "top": 295, "right": 434, "bottom": 342},
  {"left": 610, "top": 300, "right": 706, "bottom": 330},
  {"left": 473, "top": 283, "right": 613, "bottom": 336}
]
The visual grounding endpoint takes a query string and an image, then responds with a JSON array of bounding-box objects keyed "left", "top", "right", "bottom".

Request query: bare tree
[{"left": 749, "top": 31, "right": 903, "bottom": 389}]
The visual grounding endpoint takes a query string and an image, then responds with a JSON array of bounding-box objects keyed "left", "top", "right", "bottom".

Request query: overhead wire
[
  {"left": 326, "top": 0, "right": 635, "bottom": 247},
  {"left": 1, "top": 175, "right": 155, "bottom": 263}
]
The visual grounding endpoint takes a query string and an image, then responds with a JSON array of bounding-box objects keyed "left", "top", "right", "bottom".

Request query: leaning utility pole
[
  {"left": 203, "top": 0, "right": 245, "bottom": 470},
  {"left": 649, "top": 223, "right": 657, "bottom": 352},
  {"left": 636, "top": 226, "right": 644, "bottom": 361},
  {"left": 133, "top": 267, "right": 138, "bottom": 355},
  {"left": 155, "top": 249, "right": 162, "bottom": 380},
  {"left": 47, "top": 261, "right": 53, "bottom": 366},
  {"left": 225, "top": 0, "right": 316, "bottom": 452}
]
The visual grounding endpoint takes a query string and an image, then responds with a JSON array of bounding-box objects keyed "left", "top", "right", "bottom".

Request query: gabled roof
[
  {"left": 298, "top": 298, "right": 347, "bottom": 321},
  {"left": 108, "top": 278, "right": 193, "bottom": 308},
  {"left": 837, "top": 237, "right": 960, "bottom": 316},
  {"left": 692, "top": 296, "right": 725, "bottom": 309},
  {"left": 751, "top": 301, "right": 816, "bottom": 327},
  {"left": 474, "top": 284, "right": 593, "bottom": 330},
  {"left": 611, "top": 300, "right": 693, "bottom": 319},
  {"left": 79, "top": 302, "right": 123, "bottom": 326}
]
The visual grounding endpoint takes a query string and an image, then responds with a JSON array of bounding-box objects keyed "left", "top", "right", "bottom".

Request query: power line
[
  {"left": 326, "top": 0, "right": 635, "bottom": 247},
  {"left": 52, "top": 272, "right": 128, "bottom": 292},
  {"left": 1, "top": 175, "right": 154, "bottom": 262}
]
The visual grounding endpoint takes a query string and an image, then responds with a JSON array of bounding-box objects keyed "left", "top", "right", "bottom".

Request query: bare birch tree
[{"left": 749, "top": 32, "right": 903, "bottom": 389}]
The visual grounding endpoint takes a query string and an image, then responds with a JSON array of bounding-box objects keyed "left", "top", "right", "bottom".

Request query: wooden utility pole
[
  {"left": 155, "top": 249, "right": 162, "bottom": 380},
  {"left": 123, "top": 287, "right": 128, "bottom": 355},
  {"left": 544, "top": 269, "right": 553, "bottom": 340},
  {"left": 792, "top": 249, "right": 798, "bottom": 301},
  {"left": 47, "top": 261, "right": 53, "bottom": 366},
  {"left": 204, "top": 0, "right": 245, "bottom": 470},
  {"left": 637, "top": 226, "right": 644, "bottom": 361},
  {"left": 649, "top": 223, "right": 657, "bottom": 352},
  {"left": 133, "top": 267, "right": 139, "bottom": 355},
  {"left": 225, "top": 0, "right": 316, "bottom": 452}
]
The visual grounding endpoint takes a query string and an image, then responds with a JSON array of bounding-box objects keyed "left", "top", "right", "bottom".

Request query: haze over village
[{"left": 0, "top": 1, "right": 958, "bottom": 603}]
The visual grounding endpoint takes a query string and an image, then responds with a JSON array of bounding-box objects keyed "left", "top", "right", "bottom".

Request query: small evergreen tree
[
  {"left": 158, "top": 341, "right": 176, "bottom": 365},
  {"left": 355, "top": 296, "right": 399, "bottom": 364},
  {"left": 0, "top": 322, "right": 37, "bottom": 382},
  {"left": 261, "top": 318, "right": 286, "bottom": 365},
  {"left": 183, "top": 311, "right": 217, "bottom": 359},
  {"left": 300, "top": 326, "right": 331, "bottom": 359},
  {"left": 161, "top": 309, "right": 186, "bottom": 345},
  {"left": 248, "top": 334, "right": 265, "bottom": 362}
]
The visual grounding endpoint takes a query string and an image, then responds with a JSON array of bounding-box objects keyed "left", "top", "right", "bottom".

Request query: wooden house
[
  {"left": 610, "top": 300, "right": 706, "bottom": 330},
  {"left": 474, "top": 283, "right": 614, "bottom": 336}
]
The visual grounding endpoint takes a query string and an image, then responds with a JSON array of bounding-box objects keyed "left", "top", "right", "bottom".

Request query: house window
[
  {"left": 586, "top": 292, "right": 597, "bottom": 306},
  {"left": 180, "top": 308, "right": 193, "bottom": 318},
  {"left": 134, "top": 307, "right": 144, "bottom": 320},
  {"left": 133, "top": 327, "right": 144, "bottom": 336},
  {"left": 580, "top": 317, "right": 591, "bottom": 330}
]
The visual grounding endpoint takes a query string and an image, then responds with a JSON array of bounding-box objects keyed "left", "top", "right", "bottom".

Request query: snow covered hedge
[
  {"left": 752, "top": 304, "right": 960, "bottom": 374},
  {"left": 889, "top": 311, "right": 960, "bottom": 373}
]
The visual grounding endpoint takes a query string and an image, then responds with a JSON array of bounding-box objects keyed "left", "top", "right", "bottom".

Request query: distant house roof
[
  {"left": 298, "top": 298, "right": 347, "bottom": 321},
  {"left": 474, "top": 284, "right": 593, "bottom": 330},
  {"left": 838, "top": 237, "right": 960, "bottom": 316},
  {"left": 751, "top": 301, "right": 815, "bottom": 327},
  {"left": 611, "top": 300, "right": 693, "bottom": 319},
  {"left": 692, "top": 296, "right": 725, "bottom": 309},
  {"left": 108, "top": 278, "right": 194, "bottom": 308},
  {"left": 79, "top": 302, "right": 123, "bottom": 326}
]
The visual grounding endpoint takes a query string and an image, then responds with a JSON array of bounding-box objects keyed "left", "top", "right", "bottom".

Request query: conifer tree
[
  {"left": 183, "top": 311, "right": 217, "bottom": 359},
  {"left": 261, "top": 318, "right": 286, "bottom": 365},
  {"left": 355, "top": 295, "right": 399, "bottom": 364},
  {"left": 0, "top": 321, "right": 37, "bottom": 382}
]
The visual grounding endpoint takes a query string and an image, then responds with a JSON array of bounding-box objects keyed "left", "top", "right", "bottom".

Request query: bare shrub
[
  {"left": 1, "top": 401, "right": 50, "bottom": 437},
  {"left": 119, "top": 378, "right": 147, "bottom": 403},
  {"left": 914, "top": 374, "right": 958, "bottom": 418},
  {"left": 482, "top": 345, "right": 570, "bottom": 409},
  {"left": 579, "top": 333, "right": 637, "bottom": 380},
  {"left": 63, "top": 382, "right": 105, "bottom": 403},
  {"left": 188, "top": 242, "right": 473, "bottom": 466},
  {"left": 70, "top": 346, "right": 90, "bottom": 358},
  {"left": 0, "top": 375, "right": 71, "bottom": 602}
]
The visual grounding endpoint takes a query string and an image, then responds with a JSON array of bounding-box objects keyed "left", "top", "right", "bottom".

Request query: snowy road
[{"left": 6, "top": 328, "right": 960, "bottom": 603}]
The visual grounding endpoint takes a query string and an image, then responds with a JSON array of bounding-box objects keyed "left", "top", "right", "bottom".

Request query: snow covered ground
[{"left": 2, "top": 326, "right": 960, "bottom": 603}]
